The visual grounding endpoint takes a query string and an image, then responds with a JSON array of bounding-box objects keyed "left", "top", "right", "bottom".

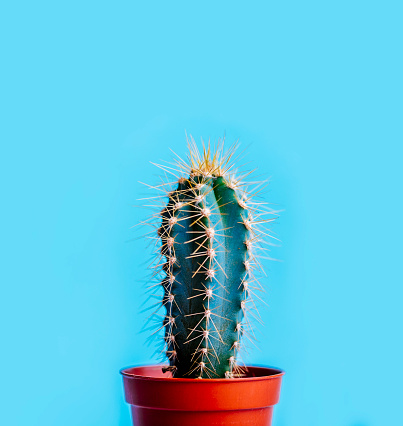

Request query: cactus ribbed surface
[{"left": 145, "top": 139, "right": 275, "bottom": 379}]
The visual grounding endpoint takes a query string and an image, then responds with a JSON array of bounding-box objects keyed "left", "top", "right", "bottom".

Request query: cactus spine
[{"left": 145, "top": 139, "right": 275, "bottom": 379}]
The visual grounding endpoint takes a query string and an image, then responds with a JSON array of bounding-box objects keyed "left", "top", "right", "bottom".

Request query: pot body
[{"left": 121, "top": 365, "right": 284, "bottom": 426}]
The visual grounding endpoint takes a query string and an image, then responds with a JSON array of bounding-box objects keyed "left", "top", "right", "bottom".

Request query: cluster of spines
[{"left": 138, "top": 137, "right": 278, "bottom": 378}]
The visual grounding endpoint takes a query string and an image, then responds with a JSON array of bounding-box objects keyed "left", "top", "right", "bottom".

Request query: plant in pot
[{"left": 121, "top": 138, "right": 284, "bottom": 426}]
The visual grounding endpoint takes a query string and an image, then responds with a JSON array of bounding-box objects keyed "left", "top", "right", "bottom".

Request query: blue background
[{"left": 1, "top": 1, "right": 402, "bottom": 425}]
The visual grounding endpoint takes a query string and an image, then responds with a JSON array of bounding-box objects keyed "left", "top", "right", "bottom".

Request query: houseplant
[{"left": 121, "top": 137, "right": 284, "bottom": 425}]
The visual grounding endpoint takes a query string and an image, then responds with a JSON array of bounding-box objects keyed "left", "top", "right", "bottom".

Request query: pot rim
[{"left": 120, "top": 364, "right": 284, "bottom": 382}]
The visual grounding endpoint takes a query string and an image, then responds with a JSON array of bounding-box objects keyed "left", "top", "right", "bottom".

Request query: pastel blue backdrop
[{"left": 1, "top": 1, "right": 402, "bottom": 425}]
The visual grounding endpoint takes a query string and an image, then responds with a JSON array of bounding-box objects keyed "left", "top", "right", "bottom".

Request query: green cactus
[{"left": 145, "top": 138, "right": 275, "bottom": 379}]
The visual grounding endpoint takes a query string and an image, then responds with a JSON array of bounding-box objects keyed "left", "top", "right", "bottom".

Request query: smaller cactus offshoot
[{"left": 140, "top": 137, "right": 278, "bottom": 379}]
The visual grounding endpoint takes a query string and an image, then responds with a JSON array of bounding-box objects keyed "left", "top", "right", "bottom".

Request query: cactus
[{"left": 142, "top": 138, "right": 276, "bottom": 379}]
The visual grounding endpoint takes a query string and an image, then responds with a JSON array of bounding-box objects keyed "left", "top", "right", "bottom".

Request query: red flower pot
[{"left": 121, "top": 365, "right": 284, "bottom": 426}]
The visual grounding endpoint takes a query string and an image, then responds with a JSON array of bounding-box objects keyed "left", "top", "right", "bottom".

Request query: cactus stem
[{"left": 140, "top": 139, "right": 277, "bottom": 378}]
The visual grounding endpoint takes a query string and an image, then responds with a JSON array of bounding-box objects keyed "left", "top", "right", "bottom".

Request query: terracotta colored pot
[{"left": 120, "top": 365, "right": 284, "bottom": 426}]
